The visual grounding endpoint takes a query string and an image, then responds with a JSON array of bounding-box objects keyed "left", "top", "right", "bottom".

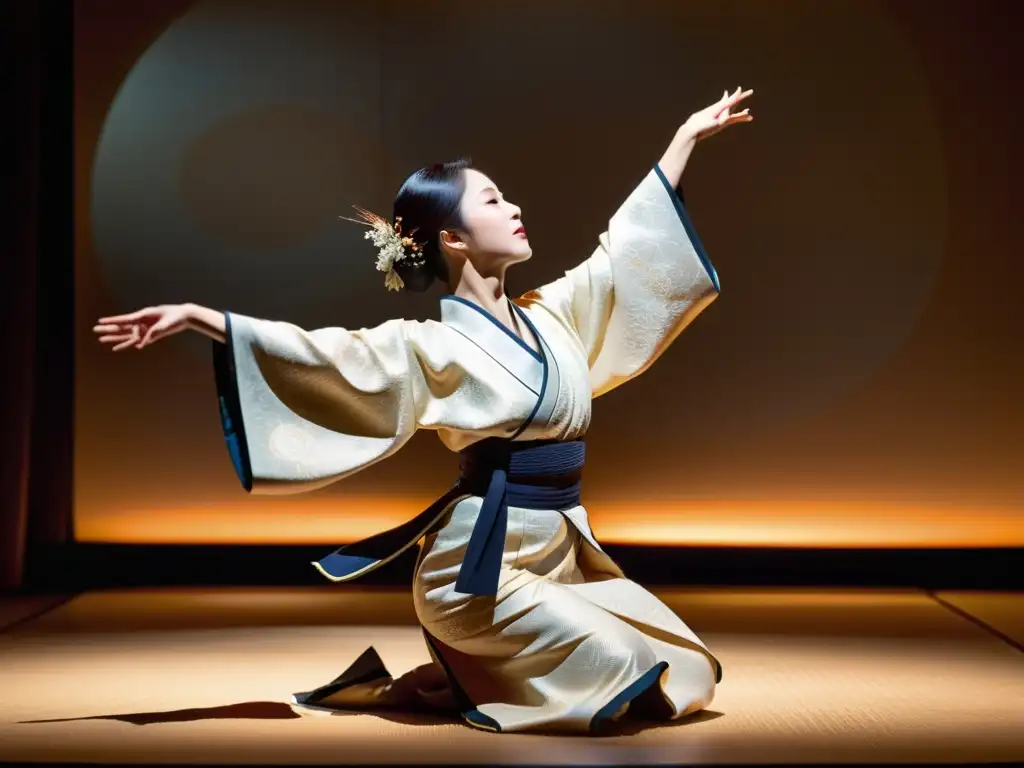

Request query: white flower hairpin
[{"left": 341, "top": 207, "right": 425, "bottom": 292}]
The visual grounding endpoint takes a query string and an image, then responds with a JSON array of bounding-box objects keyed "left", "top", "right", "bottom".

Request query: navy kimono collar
[{"left": 440, "top": 295, "right": 545, "bottom": 396}]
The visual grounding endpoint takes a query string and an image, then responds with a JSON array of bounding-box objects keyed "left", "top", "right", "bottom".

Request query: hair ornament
[{"left": 340, "top": 206, "right": 425, "bottom": 291}]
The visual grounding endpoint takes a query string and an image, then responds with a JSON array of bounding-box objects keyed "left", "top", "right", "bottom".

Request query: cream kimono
[{"left": 213, "top": 165, "right": 722, "bottom": 734}]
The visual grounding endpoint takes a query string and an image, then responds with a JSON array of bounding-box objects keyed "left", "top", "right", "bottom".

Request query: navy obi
[{"left": 314, "top": 438, "right": 586, "bottom": 597}]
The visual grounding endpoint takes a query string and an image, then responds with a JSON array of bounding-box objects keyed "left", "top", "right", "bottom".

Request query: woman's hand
[
  {"left": 659, "top": 86, "right": 754, "bottom": 189},
  {"left": 94, "top": 304, "right": 193, "bottom": 351},
  {"left": 682, "top": 86, "right": 754, "bottom": 142}
]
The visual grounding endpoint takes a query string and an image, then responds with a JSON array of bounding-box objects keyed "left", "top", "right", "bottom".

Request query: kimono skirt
[{"left": 293, "top": 437, "right": 721, "bottom": 734}]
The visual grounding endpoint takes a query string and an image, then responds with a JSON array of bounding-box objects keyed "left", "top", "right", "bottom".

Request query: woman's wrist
[
  {"left": 183, "top": 303, "right": 227, "bottom": 342},
  {"left": 658, "top": 126, "right": 698, "bottom": 188},
  {"left": 183, "top": 302, "right": 203, "bottom": 330},
  {"left": 675, "top": 121, "right": 701, "bottom": 146}
]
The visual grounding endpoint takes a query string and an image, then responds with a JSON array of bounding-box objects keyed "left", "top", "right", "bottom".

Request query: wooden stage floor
[{"left": 1, "top": 587, "right": 1022, "bottom": 766}]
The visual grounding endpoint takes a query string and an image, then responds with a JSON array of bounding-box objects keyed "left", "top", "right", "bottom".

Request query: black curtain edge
[
  {"left": 21, "top": 541, "right": 1024, "bottom": 593},
  {"left": 20, "top": 0, "right": 75, "bottom": 593}
]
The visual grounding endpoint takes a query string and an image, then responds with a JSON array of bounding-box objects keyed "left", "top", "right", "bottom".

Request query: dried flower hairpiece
[{"left": 340, "top": 207, "right": 425, "bottom": 291}]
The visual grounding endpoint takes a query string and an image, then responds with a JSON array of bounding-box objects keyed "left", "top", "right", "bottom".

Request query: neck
[{"left": 449, "top": 259, "right": 508, "bottom": 313}]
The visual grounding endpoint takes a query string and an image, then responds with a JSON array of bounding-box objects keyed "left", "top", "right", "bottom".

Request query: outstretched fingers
[
  {"left": 95, "top": 321, "right": 144, "bottom": 350},
  {"left": 97, "top": 309, "right": 149, "bottom": 325},
  {"left": 112, "top": 336, "right": 139, "bottom": 352},
  {"left": 727, "top": 87, "right": 754, "bottom": 107},
  {"left": 139, "top": 325, "right": 162, "bottom": 348}
]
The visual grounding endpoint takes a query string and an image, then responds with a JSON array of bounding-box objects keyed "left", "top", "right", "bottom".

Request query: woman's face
[{"left": 447, "top": 169, "right": 531, "bottom": 272}]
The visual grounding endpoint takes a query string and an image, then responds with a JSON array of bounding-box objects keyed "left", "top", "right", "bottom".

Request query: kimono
[{"left": 213, "top": 165, "right": 723, "bottom": 734}]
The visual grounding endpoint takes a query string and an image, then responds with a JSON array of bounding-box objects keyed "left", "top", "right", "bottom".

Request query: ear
[{"left": 439, "top": 228, "right": 468, "bottom": 254}]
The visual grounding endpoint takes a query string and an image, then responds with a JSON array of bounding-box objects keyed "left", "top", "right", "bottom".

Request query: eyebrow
[{"left": 479, "top": 187, "right": 500, "bottom": 197}]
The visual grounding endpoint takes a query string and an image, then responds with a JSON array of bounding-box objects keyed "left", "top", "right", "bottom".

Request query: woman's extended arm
[
  {"left": 658, "top": 86, "right": 753, "bottom": 189},
  {"left": 184, "top": 304, "right": 227, "bottom": 343},
  {"left": 94, "top": 302, "right": 226, "bottom": 350},
  {"left": 518, "top": 87, "right": 752, "bottom": 398}
]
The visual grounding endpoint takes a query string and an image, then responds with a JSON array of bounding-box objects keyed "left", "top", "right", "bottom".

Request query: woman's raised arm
[{"left": 658, "top": 86, "right": 753, "bottom": 188}]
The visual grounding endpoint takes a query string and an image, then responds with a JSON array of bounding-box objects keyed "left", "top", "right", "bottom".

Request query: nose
[{"left": 509, "top": 202, "right": 522, "bottom": 219}]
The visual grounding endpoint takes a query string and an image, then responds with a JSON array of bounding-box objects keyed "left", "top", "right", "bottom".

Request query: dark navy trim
[
  {"left": 653, "top": 164, "right": 721, "bottom": 292},
  {"left": 212, "top": 312, "right": 253, "bottom": 492},
  {"left": 441, "top": 294, "right": 543, "bottom": 362},
  {"left": 314, "top": 483, "right": 463, "bottom": 581},
  {"left": 292, "top": 646, "right": 392, "bottom": 706},
  {"left": 509, "top": 302, "right": 548, "bottom": 441},
  {"left": 589, "top": 661, "right": 669, "bottom": 733}
]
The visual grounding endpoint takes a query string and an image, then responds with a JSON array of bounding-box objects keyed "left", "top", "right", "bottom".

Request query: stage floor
[{"left": 1, "top": 587, "right": 1022, "bottom": 766}]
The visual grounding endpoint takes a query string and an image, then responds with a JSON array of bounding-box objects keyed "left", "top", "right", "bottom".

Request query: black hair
[{"left": 390, "top": 158, "right": 472, "bottom": 293}]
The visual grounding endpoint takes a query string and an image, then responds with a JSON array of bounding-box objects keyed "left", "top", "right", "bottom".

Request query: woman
[{"left": 95, "top": 88, "right": 753, "bottom": 734}]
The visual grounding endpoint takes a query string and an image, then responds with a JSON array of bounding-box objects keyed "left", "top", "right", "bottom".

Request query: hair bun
[
  {"left": 388, "top": 158, "right": 472, "bottom": 294},
  {"left": 394, "top": 256, "right": 435, "bottom": 293}
]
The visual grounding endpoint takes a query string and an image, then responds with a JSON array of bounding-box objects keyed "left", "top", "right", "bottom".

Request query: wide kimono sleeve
[
  {"left": 524, "top": 165, "right": 720, "bottom": 398},
  {"left": 212, "top": 312, "right": 457, "bottom": 495}
]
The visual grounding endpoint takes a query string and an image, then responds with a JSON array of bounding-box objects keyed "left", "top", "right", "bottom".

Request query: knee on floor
[{"left": 585, "top": 628, "right": 658, "bottom": 673}]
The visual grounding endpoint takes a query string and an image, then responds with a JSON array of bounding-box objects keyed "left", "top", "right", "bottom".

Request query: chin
[
  {"left": 511, "top": 243, "right": 533, "bottom": 262},
  {"left": 493, "top": 243, "right": 532, "bottom": 271}
]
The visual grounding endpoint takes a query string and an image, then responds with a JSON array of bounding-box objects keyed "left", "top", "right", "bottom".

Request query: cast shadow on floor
[
  {"left": 19, "top": 701, "right": 724, "bottom": 735},
  {"left": 19, "top": 702, "right": 304, "bottom": 725}
]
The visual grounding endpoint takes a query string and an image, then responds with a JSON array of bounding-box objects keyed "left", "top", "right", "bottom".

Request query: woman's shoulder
[{"left": 397, "top": 316, "right": 474, "bottom": 355}]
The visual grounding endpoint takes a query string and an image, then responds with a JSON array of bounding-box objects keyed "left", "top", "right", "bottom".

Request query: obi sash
[{"left": 313, "top": 438, "right": 586, "bottom": 597}]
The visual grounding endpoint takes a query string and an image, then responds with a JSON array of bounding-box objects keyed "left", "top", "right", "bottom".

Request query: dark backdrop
[
  {"left": 72, "top": 0, "right": 1024, "bottom": 549},
  {"left": 4, "top": 0, "right": 1023, "bottom": 592}
]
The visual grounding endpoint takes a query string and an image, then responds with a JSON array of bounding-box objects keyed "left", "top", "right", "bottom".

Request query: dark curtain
[
  {"left": 1, "top": 1, "right": 74, "bottom": 592},
  {"left": 0, "top": 1, "right": 41, "bottom": 590}
]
